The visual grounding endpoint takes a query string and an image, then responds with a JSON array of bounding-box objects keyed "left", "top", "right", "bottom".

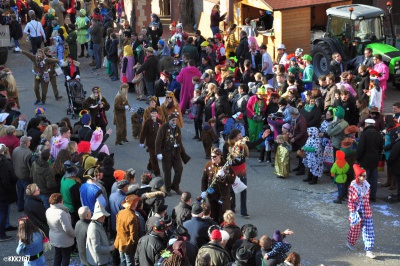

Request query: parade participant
[
  {"left": 201, "top": 148, "right": 235, "bottom": 224},
  {"left": 176, "top": 59, "right": 202, "bottom": 114},
  {"left": 171, "top": 23, "right": 183, "bottom": 56},
  {"left": 274, "top": 135, "right": 291, "bottom": 179},
  {"left": 346, "top": 164, "right": 376, "bottom": 259},
  {"left": 143, "top": 96, "right": 165, "bottom": 123},
  {"left": 83, "top": 87, "right": 110, "bottom": 133},
  {"left": 246, "top": 87, "right": 267, "bottom": 143},
  {"left": 24, "top": 13, "right": 46, "bottom": 55},
  {"left": 301, "top": 54, "right": 314, "bottom": 93},
  {"left": 301, "top": 127, "right": 324, "bottom": 185},
  {"left": 140, "top": 108, "right": 163, "bottom": 177},
  {"left": 373, "top": 54, "right": 389, "bottom": 110},
  {"left": 21, "top": 49, "right": 59, "bottom": 105},
  {"left": 42, "top": 47, "right": 63, "bottom": 102},
  {"left": 113, "top": 84, "right": 131, "bottom": 145},
  {"left": 223, "top": 129, "right": 270, "bottom": 218},
  {"left": 275, "top": 44, "right": 287, "bottom": 65},
  {"left": 75, "top": 9, "right": 90, "bottom": 58},
  {"left": 155, "top": 112, "right": 190, "bottom": 196},
  {"left": 61, "top": 55, "right": 81, "bottom": 82},
  {"left": 161, "top": 91, "right": 184, "bottom": 128}
]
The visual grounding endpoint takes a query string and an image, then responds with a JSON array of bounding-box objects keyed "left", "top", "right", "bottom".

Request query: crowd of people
[{"left": 0, "top": 1, "right": 399, "bottom": 265}]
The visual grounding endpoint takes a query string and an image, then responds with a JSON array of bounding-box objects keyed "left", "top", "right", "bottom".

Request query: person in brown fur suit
[
  {"left": 202, "top": 118, "right": 218, "bottom": 159},
  {"left": 113, "top": 84, "right": 131, "bottom": 145},
  {"left": 131, "top": 107, "right": 144, "bottom": 139},
  {"left": 142, "top": 96, "right": 165, "bottom": 124},
  {"left": 160, "top": 91, "right": 184, "bottom": 128},
  {"left": 140, "top": 108, "right": 163, "bottom": 176}
]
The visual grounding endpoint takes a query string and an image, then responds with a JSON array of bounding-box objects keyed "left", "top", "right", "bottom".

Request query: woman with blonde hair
[
  {"left": 210, "top": 4, "right": 226, "bottom": 35},
  {"left": 113, "top": 84, "right": 130, "bottom": 145},
  {"left": 161, "top": 91, "right": 184, "bottom": 128},
  {"left": 67, "top": 141, "right": 78, "bottom": 155},
  {"left": 220, "top": 210, "right": 242, "bottom": 253},
  {"left": 0, "top": 68, "right": 20, "bottom": 107},
  {"left": 225, "top": 24, "right": 238, "bottom": 57},
  {"left": 41, "top": 125, "right": 53, "bottom": 143}
]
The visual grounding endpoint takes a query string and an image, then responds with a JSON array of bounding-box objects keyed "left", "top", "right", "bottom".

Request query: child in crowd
[
  {"left": 201, "top": 118, "right": 218, "bottom": 159},
  {"left": 281, "top": 123, "right": 291, "bottom": 143},
  {"left": 131, "top": 107, "right": 144, "bottom": 139},
  {"left": 53, "top": 28, "right": 65, "bottom": 64},
  {"left": 340, "top": 137, "right": 357, "bottom": 199},
  {"left": 331, "top": 150, "right": 350, "bottom": 204},
  {"left": 259, "top": 124, "right": 273, "bottom": 163},
  {"left": 367, "top": 78, "right": 382, "bottom": 110},
  {"left": 192, "top": 76, "right": 200, "bottom": 91},
  {"left": 169, "top": 70, "right": 181, "bottom": 102},
  {"left": 274, "top": 135, "right": 291, "bottom": 178},
  {"left": 221, "top": 112, "right": 244, "bottom": 139},
  {"left": 132, "top": 64, "right": 145, "bottom": 100},
  {"left": 264, "top": 230, "right": 292, "bottom": 263},
  {"left": 302, "top": 127, "right": 324, "bottom": 185},
  {"left": 190, "top": 89, "right": 204, "bottom": 140}
]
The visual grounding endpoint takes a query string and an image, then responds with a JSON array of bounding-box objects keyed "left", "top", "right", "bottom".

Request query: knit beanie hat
[
  {"left": 334, "top": 106, "right": 345, "bottom": 119},
  {"left": 335, "top": 150, "right": 346, "bottom": 168},
  {"left": 210, "top": 229, "right": 222, "bottom": 241},
  {"left": 273, "top": 230, "right": 283, "bottom": 242}
]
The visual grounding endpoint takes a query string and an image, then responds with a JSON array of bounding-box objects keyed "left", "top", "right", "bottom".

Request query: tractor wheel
[
  {"left": 311, "top": 42, "right": 332, "bottom": 80},
  {"left": 0, "top": 47, "right": 8, "bottom": 65}
]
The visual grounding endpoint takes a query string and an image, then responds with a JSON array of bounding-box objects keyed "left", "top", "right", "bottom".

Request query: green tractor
[{"left": 311, "top": 3, "right": 400, "bottom": 89}]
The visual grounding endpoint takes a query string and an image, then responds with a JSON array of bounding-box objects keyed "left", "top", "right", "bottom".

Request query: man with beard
[
  {"left": 140, "top": 108, "right": 163, "bottom": 177},
  {"left": 155, "top": 113, "right": 190, "bottom": 196}
]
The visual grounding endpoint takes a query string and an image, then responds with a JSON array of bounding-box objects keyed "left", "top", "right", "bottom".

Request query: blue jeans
[
  {"left": 40, "top": 194, "right": 51, "bottom": 209},
  {"left": 17, "top": 179, "right": 31, "bottom": 211},
  {"left": 145, "top": 81, "right": 155, "bottom": 96},
  {"left": 230, "top": 175, "right": 248, "bottom": 215},
  {"left": 93, "top": 43, "right": 102, "bottom": 68},
  {"left": 110, "top": 59, "right": 118, "bottom": 79},
  {"left": 211, "top": 26, "right": 220, "bottom": 36},
  {"left": 337, "top": 183, "right": 344, "bottom": 198},
  {"left": 366, "top": 168, "right": 378, "bottom": 199},
  {"left": 119, "top": 251, "right": 135, "bottom": 266},
  {"left": 0, "top": 202, "right": 8, "bottom": 237},
  {"left": 6, "top": 204, "right": 11, "bottom": 228},
  {"left": 14, "top": 39, "right": 20, "bottom": 48}
]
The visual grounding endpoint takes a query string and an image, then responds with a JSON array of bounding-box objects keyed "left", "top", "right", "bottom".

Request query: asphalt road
[{"left": 1, "top": 43, "right": 400, "bottom": 266}]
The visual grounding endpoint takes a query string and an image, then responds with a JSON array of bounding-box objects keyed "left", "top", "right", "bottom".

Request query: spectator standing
[
  {"left": 183, "top": 204, "right": 210, "bottom": 249},
  {"left": 107, "top": 33, "right": 120, "bottom": 81},
  {"left": 172, "top": 192, "right": 192, "bottom": 226},
  {"left": 289, "top": 108, "right": 308, "bottom": 175},
  {"left": 373, "top": 54, "right": 389, "bottom": 110},
  {"left": 196, "top": 229, "right": 230, "bottom": 266},
  {"left": 16, "top": 217, "right": 46, "bottom": 265},
  {"left": 136, "top": 47, "right": 159, "bottom": 97},
  {"left": 75, "top": 9, "right": 90, "bottom": 58},
  {"left": 90, "top": 18, "right": 103, "bottom": 70},
  {"left": 24, "top": 183, "right": 49, "bottom": 237},
  {"left": 109, "top": 180, "right": 129, "bottom": 238},
  {"left": 210, "top": 4, "right": 226, "bottom": 35},
  {"left": 356, "top": 119, "right": 384, "bottom": 202},
  {"left": 86, "top": 202, "right": 114, "bottom": 266},
  {"left": 0, "top": 143, "right": 18, "bottom": 241},
  {"left": 46, "top": 193, "right": 76, "bottom": 266},
  {"left": 330, "top": 52, "right": 345, "bottom": 82},
  {"left": 387, "top": 128, "right": 400, "bottom": 202},
  {"left": 24, "top": 13, "right": 46, "bottom": 55},
  {"left": 260, "top": 44, "right": 274, "bottom": 85},
  {"left": 12, "top": 136, "right": 33, "bottom": 212},
  {"left": 31, "top": 149, "right": 58, "bottom": 208},
  {"left": 0, "top": 126, "right": 20, "bottom": 155},
  {"left": 75, "top": 206, "right": 91, "bottom": 266},
  {"left": 237, "top": 31, "right": 248, "bottom": 72},
  {"left": 301, "top": 54, "right": 314, "bottom": 92}
]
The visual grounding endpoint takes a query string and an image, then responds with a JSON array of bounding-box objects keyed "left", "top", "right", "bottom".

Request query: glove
[
  {"left": 201, "top": 191, "right": 207, "bottom": 199},
  {"left": 129, "top": 107, "right": 135, "bottom": 113},
  {"left": 139, "top": 144, "right": 145, "bottom": 148},
  {"left": 157, "top": 154, "right": 163, "bottom": 160},
  {"left": 217, "top": 169, "right": 225, "bottom": 177},
  {"left": 124, "top": 105, "right": 129, "bottom": 110}
]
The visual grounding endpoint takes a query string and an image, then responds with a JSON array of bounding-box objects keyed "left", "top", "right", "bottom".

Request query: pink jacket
[
  {"left": 50, "top": 137, "right": 69, "bottom": 159},
  {"left": 176, "top": 66, "right": 202, "bottom": 93},
  {"left": 374, "top": 62, "right": 389, "bottom": 92},
  {"left": 246, "top": 95, "right": 267, "bottom": 119}
]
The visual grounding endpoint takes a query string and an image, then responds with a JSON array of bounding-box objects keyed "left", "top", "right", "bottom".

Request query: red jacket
[{"left": 0, "top": 135, "right": 20, "bottom": 155}]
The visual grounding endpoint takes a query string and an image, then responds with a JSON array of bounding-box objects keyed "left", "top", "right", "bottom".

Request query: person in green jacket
[
  {"left": 331, "top": 150, "right": 350, "bottom": 204},
  {"left": 60, "top": 160, "right": 81, "bottom": 224},
  {"left": 75, "top": 9, "right": 90, "bottom": 58},
  {"left": 66, "top": 24, "right": 78, "bottom": 60},
  {"left": 301, "top": 54, "right": 314, "bottom": 93}
]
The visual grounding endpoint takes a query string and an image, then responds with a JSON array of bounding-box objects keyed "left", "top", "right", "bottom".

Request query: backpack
[{"left": 234, "top": 122, "right": 246, "bottom": 136}]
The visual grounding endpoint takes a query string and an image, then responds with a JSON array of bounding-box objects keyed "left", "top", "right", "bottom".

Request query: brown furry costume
[
  {"left": 131, "top": 112, "right": 143, "bottom": 139},
  {"left": 143, "top": 96, "right": 166, "bottom": 125},
  {"left": 160, "top": 91, "right": 184, "bottom": 128},
  {"left": 140, "top": 117, "right": 163, "bottom": 176},
  {"left": 113, "top": 88, "right": 130, "bottom": 144}
]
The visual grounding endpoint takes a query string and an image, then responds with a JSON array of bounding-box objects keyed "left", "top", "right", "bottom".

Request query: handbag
[
  {"left": 38, "top": 228, "right": 51, "bottom": 252},
  {"left": 232, "top": 176, "right": 247, "bottom": 194},
  {"left": 323, "top": 141, "right": 334, "bottom": 166},
  {"left": 55, "top": 66, "right": 63, "bottom": 76},
  {"left": 378, "top": 153, "right": 385, "bottom": 172},
  {"left": 102, "top": 56, "right": 108, "bottom": 67}
]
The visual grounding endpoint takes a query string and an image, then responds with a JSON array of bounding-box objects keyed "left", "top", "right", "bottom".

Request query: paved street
[{"left": 1, "top": 44, "right": 400, "bottom": 266}]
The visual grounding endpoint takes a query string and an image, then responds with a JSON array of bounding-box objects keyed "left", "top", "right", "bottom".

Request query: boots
[
  {"left": 333, "top": 197, "right": 342, "bottom": 204},
  {"left": 303, "top": 171, "right": 312, "bottom": 182},
  {"left": 296, "top": 159, "right": 305, "bottom": 175},
  {"left": 308, "top": 175, "right": 318, "bottom": 185}
]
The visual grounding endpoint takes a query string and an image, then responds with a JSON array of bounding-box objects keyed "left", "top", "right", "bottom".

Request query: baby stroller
[{"left": 66, "top": 79, "right": 86, "bottom": 119}]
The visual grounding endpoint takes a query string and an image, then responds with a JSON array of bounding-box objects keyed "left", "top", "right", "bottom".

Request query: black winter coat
[
  {"left": 183, "top": 217, "right": 210, "bottom": 249},
  {"left": 232, "top": 93, "right": 249, "bottom": 116},
  {"left": 215, "top": 95, "right": 232, "bottom": 132},
  {"left": 357, "top": 72, "right": 370, "bottom": 100},
  {"left": 356, "top": 126, "right": 384, "bottom": 169},
  {"left": 171, "top": 201, "right": 192, "bottom": 226},
  {"left": 24, "top": 195, "right": 49, "bottom": 236},
  {"left": 334, "top": 97, "right": 359, "bottom": 126},
  {"left": 387, "top": 138, "right": 400, "bottom": 176},
  {"left": 106, "top": 39, "right": 119, "bottom": 61},
  {"left": 0, "top": 154, "right": 17, "bottom": 203},
  {"left": 236, "top": 37, "right": 248, "bottom": 60},
  {"left": 300, "top": 105, "right": 322, "bottom": 128},
  {"left": 329, "top": 60, "right": 345, "bottom": 82},
  {"left": 136, "top": 55, "right": 159, "bottom": 82},
  {"left": 204, "top": 94, "right": 216, "bottom": 122},
  {"left": 134, "top": 231, "right": 165, "bottom": 265}
]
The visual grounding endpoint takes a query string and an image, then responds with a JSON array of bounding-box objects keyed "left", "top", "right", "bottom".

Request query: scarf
[
  {"left": 69, "top": 60, "right": 75, "bottom": 78},
  {"left": 352, "top": 180, "right": 370, "bottom": 198},
  {"left": 304, "top": 104, "right": 315, "bottom": 112}
]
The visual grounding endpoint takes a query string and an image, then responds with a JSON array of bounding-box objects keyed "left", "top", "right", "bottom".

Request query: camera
[{"left": 217, "top": 198, "right": 224, "bottom": 205}]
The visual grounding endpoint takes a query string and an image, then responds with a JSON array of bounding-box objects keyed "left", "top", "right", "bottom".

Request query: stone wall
[{"left": 124, "top": 0, "right": 152, "bottom": 33}]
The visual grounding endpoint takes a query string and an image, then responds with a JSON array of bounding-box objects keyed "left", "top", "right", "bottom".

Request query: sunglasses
[
  {"left": 211, "top": 155, "right": 217, "bottom": 158},
  {"left": 360, "top": 174, "right": 367, "bottom": 177},
  {"left": 166, "top": 97, "right": 172, "bottom": 99}
]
